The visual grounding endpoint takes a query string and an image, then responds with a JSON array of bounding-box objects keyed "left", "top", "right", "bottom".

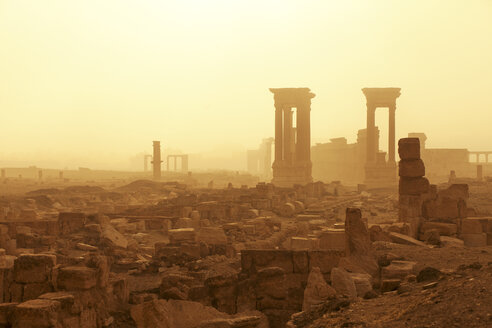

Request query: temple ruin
[
  {"left": 270, "top": 88, "right": 314, "bottom": 187},
  {"left": 166, "top": 154, "right": 189, "bottom": 173},
  {"left": 362, "top": 87, "right": 401, "bottom": 188}
]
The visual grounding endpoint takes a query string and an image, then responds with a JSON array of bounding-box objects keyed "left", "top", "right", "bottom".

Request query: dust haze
[{"left": 0, "top": 1, "right": 492, "bottom": 328}]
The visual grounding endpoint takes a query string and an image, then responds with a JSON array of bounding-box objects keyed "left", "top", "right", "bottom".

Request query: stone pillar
[
  {"left": 38, "top": 170, "right": 43, "bottom": 181},
  {"left": 283, "top": 107, "right": 293, "bottom": 164},
  {"left": 296, "top": 104, "right": 311, "bottom": 162},
  {"left": 1, "top": 169, "right": 5, "bottom": 180},
  {"left": 182, "top": 155, "right": 189, "bottom": 173},
  {"left": 388, "top": 105, "right": 396, "bottom": 162},
  {"left": 275, "top": 106, "right": 283, "bottom": 162},
  {"left": 366, "top": 106, "right": 376, "bottom": 163},
  {"left": 152, "top": 141, "right": 162, "bottom": 180},
  {"left": 477, "top": 165, "right": 483, "bottom": 181}
]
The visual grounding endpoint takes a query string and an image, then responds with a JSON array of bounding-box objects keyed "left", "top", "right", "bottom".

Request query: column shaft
[
  {"left": 274, "top": 107, "right": 283, "bottom": 162},
  {"left": 366, "top": 106, "right": 376, "bottom": 163},
  {"left": 296, "top": 105, "right": 311, "bottom": 162},
  {"left": 283, "top": 108, "right": 293, "bottom": 164},
  {"left": 388, "top": 106, "right": 396, "bottom": 162}
]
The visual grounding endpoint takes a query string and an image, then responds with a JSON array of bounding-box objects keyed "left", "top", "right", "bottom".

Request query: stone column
[
  {"left": 366, "top": 105, "right": 376, "bottom": 163},
  {"left": 388, "top": 105, "right": 396, "bottom": 163},
  {"left": 283, "top": 107, "right": 293, "bottom": 164},
  {"left": 297, "top": 103, "right": 312, "bottom": 162},
  {"left": 182, "top": 155, "right": 189, "bottom": 172},
  {"left": 274, "top": 106, "right": 283, "bottom": 162},
  {"left": 152, "top": 141, "right": 162, "bottom": 180}
]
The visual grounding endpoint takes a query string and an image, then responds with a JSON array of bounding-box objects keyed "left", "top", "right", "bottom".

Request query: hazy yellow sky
[{"left": 1, "top": 0, "right": 491, "bottom": 169}]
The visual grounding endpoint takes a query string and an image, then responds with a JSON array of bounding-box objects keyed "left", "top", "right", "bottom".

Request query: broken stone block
[
  {"left": 57, "top": 266, "right": 97, "bottom": 290},
  {"left": 461, "top": 233, "right": 487, "bottom": 247},
  {"left": 440, "top": 236, "right": 464, "bottom": 247},
  {"left": 169, "top": 228, "right": 196, "bottom": 244},
  {"left": 350, "top": 273, "right": 373, "bottom": 298},
  {"left": 302, "top": 266, "right": 336, "bottom": 311},
  {"left": 256, "top": 267, "right": 287, "bottom": 300},
  {"left": 197, "top": 227, "right": 227, "bottom": 245},
  {"left": 389, "top": 232, "right": 428, "bottom": 247},
  {"left": 381, "top": 279, "right": 400, "bottom": 292},
  {"left": 422, "top": 229, "right": 441, "bottom": 246},
  {"left": 101, "top": 224, "right": 128, "bottom": 249},
  {"left": 381, "top": 260, "right": 417, "bottom": 280},
  {"left": 399, "top": 159, "right": 425, "bottom": 177},
  {"left": 12, "top": 299, "right": 61, "bottom": 328},
  {"left": 330, "top": 267, "right": 357, "bottom": 299},
  {"left": 399, "top": 177, "right": 430, "bottom": 195},
  {"left": 14, "top": 254, "right": 56, "bottom": 284},
  {"left": 398, "top": 138, "right": 420, "bottom": 160},
  {"left": 174, "top": 217, "right": 195, "bottom": 229}
]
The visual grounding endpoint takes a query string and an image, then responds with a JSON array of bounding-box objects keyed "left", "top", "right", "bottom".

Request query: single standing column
[
  {"left": 274, "top": 106, "right": 283, "bottom": 162},
  {"left": 152, "top": 141, "right": 162, "bottom": 180},
  {"left": 283, "top": 107, "right": 293, "bottom": 164},
  {"left": 388, "top": 105, "right": 396, "bottom": 162},
  {"left": 366, "top": 105, "right": 376, "bottom": 163}
]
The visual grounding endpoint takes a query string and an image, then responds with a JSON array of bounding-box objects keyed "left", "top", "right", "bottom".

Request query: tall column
[
  {"left": 152, "top": 141, "right": 162, "bottom": 180},
  {"left": 283, "top": 107, "right": 293, "bottom": 164},
  {"left": 296, "top": 104, "right": 311, "bottom": 162},
  {"left": 366, "top": 105, "right": 376, "bottom": 163},
  {"left": 388, "top": 105, "right": 396, "bottom": 162},
  {"left": 274, "top": 106, "right": 283, "bottom": 162},
  {"left": 182, "top": 155, "right": 189, "bottom": 172}
]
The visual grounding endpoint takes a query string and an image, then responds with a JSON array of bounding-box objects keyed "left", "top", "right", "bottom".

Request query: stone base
[
  {"left": 272, "top": 161, "right": 312, "bottom": 188},
  {"left": 364, "top": 162, "right": 397, "bottom": 188}
]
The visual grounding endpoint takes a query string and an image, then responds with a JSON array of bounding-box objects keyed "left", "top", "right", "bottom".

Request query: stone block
[
  {"left": 14, "top": 254, "right": 56, "bottom": 284},
  {"left": 318, "top": 230, "right": 345, "bottom": 251},
  {"left": 398, "top": 138, "right": 420, "bottom": 160},
  {"left": 0, "top": 303, "right": 17, "bottom": 326},
  {"left": 12, "top": 299, "right": 61, "bottom": 328},
  {"left": 461, "top": 218, "right": 484, "bottom": 234},
  {"left": 440, "top": 236, "right": 464, "bottom": 247},
  {"left": 350, "top": 273, "right": 373, "bottom": 298},
  {"left": 290, "top": 237, "right": 316, "bottom": 250},
  {"left": 197, "top": 227, "right": 227, "bottom": 245},
  {"left": 399, "top": 195, "right": 423, "bottom": 219},
  {"left": 381, "top": 260, "right": 417, "bottom": 280},
  {"left": 421, "top": 222, "right": 458, "bottom": 236},
  {"left": 23, "top": 282, "right": 52, "bottom": 301},
  {"left": 389, "top": 232, "right": 428, "bottom": 247},
  {"left": 57, "top": 266, "right": 97, "bottom": 290},
  {"left": 399, "top": 159, "right": 425, "bottom": 178},
  {"left": 169, "top": 228, "right": 196, "bottom": 244},
  {"left": 399, "top": 177, "right": 429, "bottom": 195},
  {"left": 330, "top": 267, "right": 356, "bottom": 299},
  {"left": 461, "top": 233, "right": 487, "bottom": 247}
]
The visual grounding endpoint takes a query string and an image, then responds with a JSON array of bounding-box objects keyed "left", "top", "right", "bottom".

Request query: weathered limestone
[
  {"left": 152, "top": 140, "right": 162, "bottom": 180},
  {"left": 398, "top": 138, "right": 430, "bottom": 222},
  {"left": 330, "top": 268, "right": 357, "bottom": 299},
  {"left": 302, "top": 267, "right": 336, "bottom": 311}
]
